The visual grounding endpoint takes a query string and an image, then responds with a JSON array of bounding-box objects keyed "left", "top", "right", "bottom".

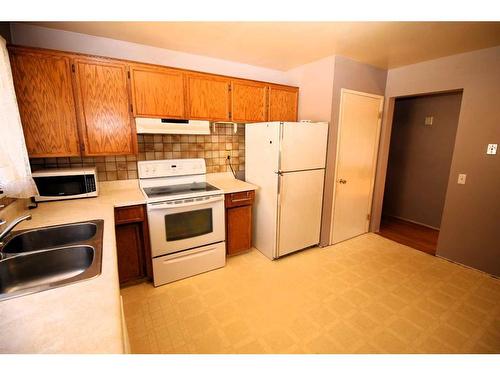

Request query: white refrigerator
[{"left": 245, "top": 121, "right": 329, "bottom": 259}]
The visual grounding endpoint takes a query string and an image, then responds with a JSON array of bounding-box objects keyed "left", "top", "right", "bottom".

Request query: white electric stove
[{"left": 138, "top": 159, "right": 226, "bottom": 286}]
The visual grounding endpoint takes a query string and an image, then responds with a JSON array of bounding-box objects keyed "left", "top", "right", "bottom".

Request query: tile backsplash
[{"left": 30, "top": 123, "right": 245, "bottom": 181}]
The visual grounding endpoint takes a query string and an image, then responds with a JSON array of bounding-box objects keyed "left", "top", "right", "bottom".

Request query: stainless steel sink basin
[
  {"left": 0, "top": 220, "right": 103, "bottom": 302},
  {"left": 0, "top": 246, "right": 95, "bottom": 295},
  {"left": 2, "top": 222, "right": 97, "bottom": 253}
]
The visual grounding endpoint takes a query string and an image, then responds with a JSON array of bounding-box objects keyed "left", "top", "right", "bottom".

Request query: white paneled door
[{"left": 331, "top": 89, "right": 384, "bottom": 244}]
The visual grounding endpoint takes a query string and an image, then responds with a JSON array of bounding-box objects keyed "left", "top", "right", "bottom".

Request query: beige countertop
[
  {"left": 0, "top": 174, "right": 255, "bottom": 353},
  {"left": 207, "top": 172, "right": 258, "bottom": 194},
  {"left": 0, "top": 179, "right": 145, "bottom": 354}
]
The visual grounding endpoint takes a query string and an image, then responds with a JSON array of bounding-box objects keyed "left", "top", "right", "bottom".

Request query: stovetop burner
[{"left": 143, "top": 182, "right": 220, "bottom": 199}]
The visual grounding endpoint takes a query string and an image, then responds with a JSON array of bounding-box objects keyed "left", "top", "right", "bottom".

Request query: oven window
[
  {"left": 164, "top": 208, "right": 213, "bottom": 241},
  {"left": 34, "top": 175, "right": 87, "bottom": 197}
]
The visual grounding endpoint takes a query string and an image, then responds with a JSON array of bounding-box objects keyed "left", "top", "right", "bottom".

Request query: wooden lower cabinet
[
  {"left": 225, "top": 190, "right": 255, "bottom": 256},
  {"left": 114, "top": 205, "right": 152, "bottom": 286},
  {"left": 115, "top": 223, "right": 146, "bottom": 284}
]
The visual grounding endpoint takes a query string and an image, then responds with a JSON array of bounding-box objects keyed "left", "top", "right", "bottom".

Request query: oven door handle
[{"left": 148, "top": 195, "right": 224, "bottom": 210}]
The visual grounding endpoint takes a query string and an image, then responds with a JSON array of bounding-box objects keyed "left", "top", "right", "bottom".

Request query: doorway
[
  {"left": 330, "top": 89, "right": 384, "bottom": 244},
  {"left": 378, "top": 91, "right": 462, "bottom": 255}
]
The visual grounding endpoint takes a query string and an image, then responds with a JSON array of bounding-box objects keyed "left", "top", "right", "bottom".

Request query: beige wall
[
  {"left": 383, "top": 92, "right": 462, "bottom": 229},
  {"left": 373, "top": 46, "right": 500, "bottom": 276},
  {"left": 10, "top": 23, "right": 293, "bottom": 85},
  {"left": 286, "top": 56, "right": 335, "bottom": 122},
  {"left": 320, "top": 56, "right": 387, "bottom": 245}
]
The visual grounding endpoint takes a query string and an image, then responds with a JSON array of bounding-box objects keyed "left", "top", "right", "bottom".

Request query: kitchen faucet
[{"left": 0, "top": 205, "right": 32, "bottom": 246}]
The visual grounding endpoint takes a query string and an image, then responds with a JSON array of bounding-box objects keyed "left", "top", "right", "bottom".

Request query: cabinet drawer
[
  {"left": 115, "top": 205, "right": 145, "bottom": 224},
  {"left": 225, "top": 190, "right": 255, "bottom": 208}
]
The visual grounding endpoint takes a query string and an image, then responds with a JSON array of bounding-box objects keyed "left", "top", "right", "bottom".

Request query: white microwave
[{"left": 32, "top": 167, "right": 98, "bottom": 202}]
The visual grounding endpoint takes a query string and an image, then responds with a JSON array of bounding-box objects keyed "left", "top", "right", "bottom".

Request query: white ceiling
[{"left": 29, "top": 22, "right": 500, "bottom": 71}]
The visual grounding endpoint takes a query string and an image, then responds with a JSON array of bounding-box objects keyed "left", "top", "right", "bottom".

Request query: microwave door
[
  {"left": 34, "top": 175, "right": 87, "bottom": 196},
  {"left": 34, "top": 175, "right": 90, "bottom": 200}
]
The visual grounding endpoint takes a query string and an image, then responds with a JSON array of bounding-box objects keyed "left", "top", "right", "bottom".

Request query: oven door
[{"left": 147, "top": 194, "right": 225, "bottom": 257}]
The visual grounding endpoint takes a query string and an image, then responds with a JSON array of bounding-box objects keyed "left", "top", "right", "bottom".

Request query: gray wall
[
  {"left": 383, "top": 92, "right": 462, "bottom": 228},
  {"left": 373, "top": 46, "right": 500, "bottom": 277},
  {"left": 320, "top": 55, "right": 387, "bottom": 245},
  {"left": 0, "top": 22, "right": 11, "bottom": 43}
]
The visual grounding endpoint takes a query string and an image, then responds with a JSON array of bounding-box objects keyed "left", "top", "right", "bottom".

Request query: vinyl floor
[{"left": 121, "top": 233, "right": 500, "bottom": 354}]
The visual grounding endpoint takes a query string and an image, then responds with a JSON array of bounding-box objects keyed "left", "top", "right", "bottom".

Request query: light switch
[
  {"left": 487, "top": 144, "right": 497, "bottom": 155},
  {"left": 457, "top": 174, "right": 467, "bottom": 185},
  {"left": 424, "top": 116, "right": 433, "bottom": 126}
]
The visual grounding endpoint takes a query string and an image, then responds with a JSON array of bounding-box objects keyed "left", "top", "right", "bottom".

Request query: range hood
[{"left": 136, "top": 118, "right": 210, "bottom": 135}]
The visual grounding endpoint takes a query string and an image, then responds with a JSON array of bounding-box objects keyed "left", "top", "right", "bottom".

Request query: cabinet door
[
  {"left": 186, "top": 73, "right": 231, "bottom": 121},
  {"left": 231, "top": 80, "right": 267, "bottom": 123},
  {"left": 227, "top": 205, "right": 252, "bottom": 255},
  {"left": 131, "top": 65, "right": 185, "bottom": 118},
  {"left": 73, "top": 58, "right": 136, "bottom": 155},
  {"left": 115, "top": 223, "right": 146, "bottom": 285},
  {"left": 9, "top": 48, "right": 80, "bottom": 157},
  {"left": 268, "top": 85, "right": 299, "bottom": 122}
]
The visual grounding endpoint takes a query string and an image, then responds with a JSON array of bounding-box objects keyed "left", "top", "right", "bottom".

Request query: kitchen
[
  {"left": 1, "top": 12, "right": 500, "bottom": 369},
  {"left": 0, "top": 25, "right": 326, "bottom": 353}
]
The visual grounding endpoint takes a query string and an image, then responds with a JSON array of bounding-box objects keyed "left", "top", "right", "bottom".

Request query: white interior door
[
  {"left": 278, "top": 169, "right": 325, "bottom": 257},
  {"left": 331, "top": 89, "right": 384, "bottom": 244},
  {"left": 280, "top": 122, "right": 329, "bottom": 171}
]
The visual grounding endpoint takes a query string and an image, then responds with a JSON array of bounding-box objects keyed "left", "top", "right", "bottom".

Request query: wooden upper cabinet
[
  {"left": 9, "top": 46, "right": 300, "bottom": 159},
  {"left": 9, "top": 48, "right": 80, "bottom": 157},
  {"left": 186, "top": 73, "right": 231, "bottom": 121},
  {"left": 72, "top": 57, "right": 136, "bottom": 156},
  {"left": 130, "top": 65, "right": 185, "bottom": 118},
  {"left": 231, "top": 80, "right": 268, "bottom": 123},
  {"left": 268, "top": 85, "right": 299, "bottom": 122}
]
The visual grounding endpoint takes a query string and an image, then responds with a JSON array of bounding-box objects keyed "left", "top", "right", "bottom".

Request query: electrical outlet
[
  {"left": 424, "top": 116, "right": 434, "bottom": 126},
  {"left": 486, "top": 144, "right": 497, "bottom": 155},
  {"left": 457, "top": 174, "right": 467, "bottom": 185}
]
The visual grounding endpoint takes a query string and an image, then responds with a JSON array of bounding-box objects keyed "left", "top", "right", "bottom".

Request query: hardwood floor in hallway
[{"left": 377, "top": 216, "right": 439, "bottom": 255}]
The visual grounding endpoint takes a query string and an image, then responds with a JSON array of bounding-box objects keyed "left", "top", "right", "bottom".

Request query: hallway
[{"left": 378, "top": 216, "right": 439, "bottom": 255}]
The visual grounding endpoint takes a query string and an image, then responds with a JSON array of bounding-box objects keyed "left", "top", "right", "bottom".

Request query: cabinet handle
[{"left": 231, "top": 198, "right": 251, "bottom": 203}]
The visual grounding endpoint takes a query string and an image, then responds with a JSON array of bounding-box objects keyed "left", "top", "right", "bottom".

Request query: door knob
[{"left": 338, "top": 179, "right": 347, "bottom": 184}]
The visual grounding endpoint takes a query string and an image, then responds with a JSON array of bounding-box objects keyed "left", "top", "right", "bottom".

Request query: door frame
[{"left": 329, "top": 88, "right": 384, "bottom": 245}]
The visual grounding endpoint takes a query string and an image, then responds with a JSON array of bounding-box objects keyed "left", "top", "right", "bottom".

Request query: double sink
[{"left": 0, "top": 220, "right": 103, "bottom": 302}]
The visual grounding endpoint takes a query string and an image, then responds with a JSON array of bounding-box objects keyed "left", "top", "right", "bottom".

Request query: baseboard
[
  {"left": 383, "top": 214, "right": 440, "bottom": 231},
  {"left": 436, "top": 254, "right": 500, "bottom": 280}
]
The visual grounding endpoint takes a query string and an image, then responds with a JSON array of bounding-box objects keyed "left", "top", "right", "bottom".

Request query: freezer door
[
  {"left": 245, "top": 122, "right": 280, "bottom": 174},
  {"left": 277, "top": 168, "right": 325, "bottom": 257},
  {"left": 280, "top": 122, "right": 329, "bottom": 171}
]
